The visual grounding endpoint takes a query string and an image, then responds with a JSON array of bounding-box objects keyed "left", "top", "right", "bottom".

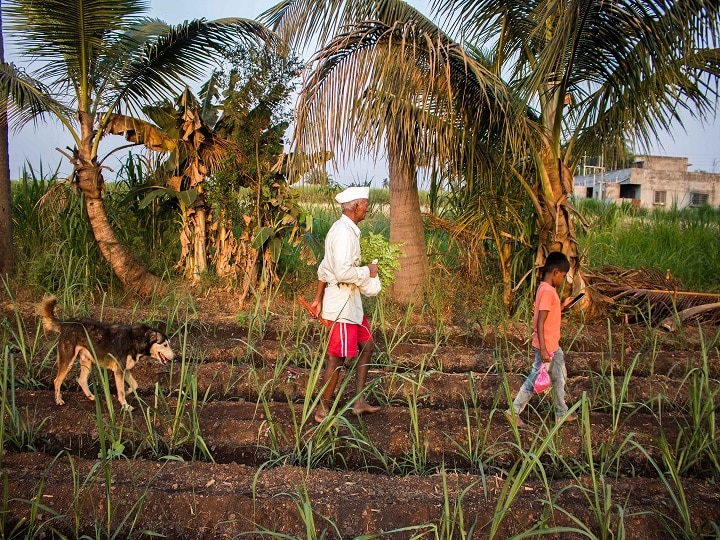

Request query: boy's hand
[
  {"left": 561, "top": 296, "right": 575, "bottom": 312},
  {"left": 540, "top": 347, "right": 552, "bottom": 362}
]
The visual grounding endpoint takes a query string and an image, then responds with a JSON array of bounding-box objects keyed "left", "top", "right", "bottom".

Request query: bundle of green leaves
[{"left": 360, "top": 232, "right": 403, "bottom": 288}]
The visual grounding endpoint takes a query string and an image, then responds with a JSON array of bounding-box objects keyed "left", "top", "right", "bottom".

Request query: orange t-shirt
[{"left": 531, "top": 281, "right": 562, "bottom": 353}]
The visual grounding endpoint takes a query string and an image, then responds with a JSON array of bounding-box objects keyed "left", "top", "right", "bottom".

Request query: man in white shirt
[{"left": 310, "top": 186, "right": 381, "bottom": 423}]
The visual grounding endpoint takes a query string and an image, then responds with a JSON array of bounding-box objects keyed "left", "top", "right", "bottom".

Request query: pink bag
[{"left": 533, "top": 362, "right": 551, "bottom": 393}]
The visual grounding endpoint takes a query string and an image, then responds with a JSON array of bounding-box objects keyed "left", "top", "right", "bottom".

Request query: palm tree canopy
[
  {"left": 433, "top": 0, "right": 720, "bottom": 166},
  {"left": 1, "top": 0, "right": 276, "bottom": 144},
  {"left": 261, "top": 0, "right": 443, "bottom": 53},
  {"left": 262, "top": 1, "right": 534, "bottom": 178}
]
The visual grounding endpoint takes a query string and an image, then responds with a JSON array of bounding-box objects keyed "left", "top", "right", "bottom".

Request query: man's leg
[
  {"left": 352, "top": 338, "right": 381, "bottom": 415},
  {"left": 315, "top": 355, "right": 343, "bottom": 422}
]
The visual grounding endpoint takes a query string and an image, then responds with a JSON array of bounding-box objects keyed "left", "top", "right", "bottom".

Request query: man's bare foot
[
  {"left": 314, "top": 405, "right": 328, "bottom": 423},
  {"left": 352, "top": 400, "right": 381, "bottom": 416}
]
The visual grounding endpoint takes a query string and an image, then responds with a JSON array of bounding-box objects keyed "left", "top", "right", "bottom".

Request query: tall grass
[
  {"left": 11, "top": 165, "right": 115, "bottom": 300},
  {"left": 576, "top": 199, "right": 720, "bottom": 291},
  {"left": 10, "top": 158, "right": 179, "bottom": 300}
]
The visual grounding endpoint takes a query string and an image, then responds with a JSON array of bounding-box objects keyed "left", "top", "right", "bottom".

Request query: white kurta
[{"left": 317, "top": 214, "right": 373, "bottom": 324}]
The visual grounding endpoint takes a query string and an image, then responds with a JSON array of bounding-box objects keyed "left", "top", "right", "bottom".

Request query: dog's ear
[{"left": 145, "top": 329, "right": 160, "bottom": 344}]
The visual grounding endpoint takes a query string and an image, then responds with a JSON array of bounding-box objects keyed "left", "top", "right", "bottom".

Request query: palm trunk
[
  {"left": 535, "top": 73, "right": 586, "bottom": 293},
  {"left": 535, "top": 148, "right": 585, "bottom": 292},
  {"left": 84, "top": 195, "right": 166, "bottom": 296},
  {"left": 0, "top": 4, "right": 13, "bottom": 278},
  {"left": 387, "top": 139, "right": 428, "bottom": 304},
  {"left": 75, "top": 112, "right": 165, "bottom": 296}
]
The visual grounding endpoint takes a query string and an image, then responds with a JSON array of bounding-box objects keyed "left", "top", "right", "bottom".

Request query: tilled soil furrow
[
  {"left": 11, "top": 389, "right": 682, "bottom": 475},
  {"left": 117, "top": 358, "right": 712, "bottom": 411},
  {"left": 2, "top": 451, "right": 718, "bottom": 539},
  {"left": 203, "top": 339, "right": 720, "bottom": 378}
]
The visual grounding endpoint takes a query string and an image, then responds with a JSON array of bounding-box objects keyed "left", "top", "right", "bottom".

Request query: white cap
[{"left": 335, "top": 186, "right": 370, "bottom": 204}]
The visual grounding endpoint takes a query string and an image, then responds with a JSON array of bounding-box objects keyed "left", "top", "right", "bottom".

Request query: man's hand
[{"left": 368, "top": 259, "right": 378, "bottom": 278}]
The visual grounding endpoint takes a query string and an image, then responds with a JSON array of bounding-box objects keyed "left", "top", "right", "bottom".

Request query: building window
[
  {"left": 634, "top": 160, "right": 645, "bottom": 169},
  {"left": 619, "top": 184, "right": 640, "bottom": 199},
  {"left": 691, "top": 192, "right": 709, "bottom": 206},
  {"left": 654, "top": 190, "right": 666, "bottom": 205}
]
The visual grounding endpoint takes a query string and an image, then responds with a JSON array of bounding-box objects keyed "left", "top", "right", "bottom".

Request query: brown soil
[{"left": 2, "top": 296, "right": 720, "bottom": 539}]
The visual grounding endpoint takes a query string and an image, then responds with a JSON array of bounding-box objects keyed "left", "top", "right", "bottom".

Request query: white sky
[{"left": 7, "top": 0, "right": 720, "bottom": 182}]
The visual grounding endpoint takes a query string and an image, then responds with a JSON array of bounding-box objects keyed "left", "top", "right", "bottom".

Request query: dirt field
[{"left": 2, "top": 296, "right": 719, "bottom": 539}]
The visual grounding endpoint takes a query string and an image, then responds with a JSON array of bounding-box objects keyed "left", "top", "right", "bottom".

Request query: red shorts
[{"left": 328, "top": 317, "right": 372, "bottom": 358}]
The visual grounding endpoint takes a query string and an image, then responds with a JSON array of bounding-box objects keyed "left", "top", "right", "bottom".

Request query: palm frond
[
  {"left": 587, "top": 265, "right": 720, "bottom": 323},
  {"left": 0, "top": 61, "right": 74, "bottom": 132},
  {"left": 111, "top": 18, "right": 276, "bottom": 117},
  {"left": 260, "top": 0, "right": 442, "bottom": 51},
  {"left": 4, "top": 0, "right": 148, "bottom": 87},
  {"left": 292, "top": 19, "right": 530, "bottom": 178},
  {"left": 439, "top": 0, "right": 720, "bottom": 162}
]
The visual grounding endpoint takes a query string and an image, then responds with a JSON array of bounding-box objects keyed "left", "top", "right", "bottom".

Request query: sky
[{"left": 6, "top": 0, "right": 720, "bottom": 183}]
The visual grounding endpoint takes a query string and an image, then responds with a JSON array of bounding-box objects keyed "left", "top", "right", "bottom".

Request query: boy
[{"left": 505, "top": 251, "right": 578, "bottom": 427}]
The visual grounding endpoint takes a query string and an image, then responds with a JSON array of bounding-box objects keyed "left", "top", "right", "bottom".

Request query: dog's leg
[
  {"left": 113, "top": 365, "right": 133, "bottom": 412},
  {"left": 123, "top": 355, "right": 139, "bottom": 396},
  {"left": 77, "top": 349, "right": 96, "bottom": 402},
  {"left": 124, "top": 371, "right": 138, "bottom": 396},
  {"left": 53, "top": 353, "right": 76, "bottom": 406}
]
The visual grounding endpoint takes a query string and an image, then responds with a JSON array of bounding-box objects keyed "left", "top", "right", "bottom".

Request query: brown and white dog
[{"left": 39, "top": 296, "right": 175, "bottom": 411}]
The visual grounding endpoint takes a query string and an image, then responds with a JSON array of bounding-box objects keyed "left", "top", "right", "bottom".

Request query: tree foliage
[
  {"left": 0, "top": 0, "right": 273, "bottom": 295},
  {"left": 263, "top": 0, "right": 720, "bottom": 309},
  {"left": 203, "top": 44, "right": 313, "bottom": 297}
]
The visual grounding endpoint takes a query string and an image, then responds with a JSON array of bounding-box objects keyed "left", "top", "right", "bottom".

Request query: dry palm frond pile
[{"left": 586, "top": 265, "right": 720, "bottom": 329}]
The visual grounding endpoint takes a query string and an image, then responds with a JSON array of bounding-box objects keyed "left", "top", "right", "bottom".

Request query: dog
[{"left": 38, "top": 296, "right": 175, "bottom": 411}]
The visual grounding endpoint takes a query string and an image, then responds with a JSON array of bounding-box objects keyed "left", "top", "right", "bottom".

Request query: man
[{"left": 310, "top": 186, "right": 381, "bottom": 423}]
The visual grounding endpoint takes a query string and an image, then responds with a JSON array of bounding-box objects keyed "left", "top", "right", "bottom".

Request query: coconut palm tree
[
  {"left": 434, "top": 0, "right": 720, "bottom": 291},
  {"left": 262, "top": 1, "right": 526, "bottom": 303},
  {"left": 0, "top": 0, "right": 274, "bottom": 295}
]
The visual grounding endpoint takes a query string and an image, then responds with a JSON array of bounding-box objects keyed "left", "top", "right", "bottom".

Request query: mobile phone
[{"left": 565, "top": 292, "right": 585, "bottom": 309}]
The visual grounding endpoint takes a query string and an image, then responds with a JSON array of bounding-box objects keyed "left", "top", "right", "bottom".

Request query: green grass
[{"left": 576, "top": 199, "right": 720, "bottom": 291}]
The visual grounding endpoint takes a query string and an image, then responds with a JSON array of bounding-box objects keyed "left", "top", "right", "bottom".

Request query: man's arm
[{"left": 311, "top": 281, "right": 327, "bottom": 314}]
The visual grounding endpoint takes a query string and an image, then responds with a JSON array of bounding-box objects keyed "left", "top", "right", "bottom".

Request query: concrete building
[{"left": 573, "top": 155, "right": 719, "bottom": 209}]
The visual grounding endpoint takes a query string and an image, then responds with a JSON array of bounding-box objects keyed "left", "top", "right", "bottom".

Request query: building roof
[{"left": 574, "top": 168, "right": 631, "bottom": 186}]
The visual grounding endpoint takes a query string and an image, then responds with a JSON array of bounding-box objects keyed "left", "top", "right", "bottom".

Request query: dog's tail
[{"left": 37, "top": 296, "right": 60, "bottom": 333}]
